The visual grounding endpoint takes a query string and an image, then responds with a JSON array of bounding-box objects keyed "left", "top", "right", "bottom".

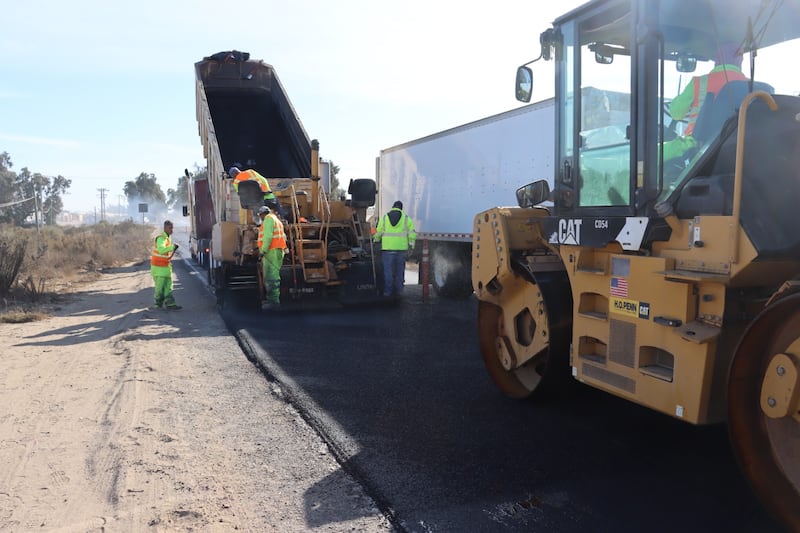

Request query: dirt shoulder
[{"left": 0, "top": 258, "right": 391, "bottom": 531}]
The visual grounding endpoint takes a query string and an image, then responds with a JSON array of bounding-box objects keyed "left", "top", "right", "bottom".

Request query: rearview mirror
[
  {"left": 676, "top": 55, "right": 697, "bottom": 73},
  {"left": 516, "top": 180, "right": 550, "bottom": 208},
  {"left": 595, "top": 51, "right": 614, "bottom": 64},
  {"left": 515, "top": 66, "right": 533, "bottom": 103}
]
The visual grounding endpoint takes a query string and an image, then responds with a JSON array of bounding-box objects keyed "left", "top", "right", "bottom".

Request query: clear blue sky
[{"left": 0, "top": 0, "right": 584, "bottom": 213}]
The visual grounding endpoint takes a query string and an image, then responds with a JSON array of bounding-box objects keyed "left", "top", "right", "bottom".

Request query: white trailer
[{"left": 377, "top": 98, "right": 555, "bottom": 297}]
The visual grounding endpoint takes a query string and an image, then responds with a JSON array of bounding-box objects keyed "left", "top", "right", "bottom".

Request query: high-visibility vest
[
  {"left": 233, "top": 169, "right": 272, "bottom": 194},
  {"left": 259, "top": 213, "right": 287, "bottom": 252},
  {"left": 684, "top": 66, "right": 748, "bottom": 135},
  {"left": 374, "top": 208, "right": 416, "bottom": 251},
  {"left": 151, "top": 232, "right": 173, "bottom": 268}
]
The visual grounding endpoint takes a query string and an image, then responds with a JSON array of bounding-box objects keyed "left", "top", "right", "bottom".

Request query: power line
[{"left": 0, "top": 196, "right": 34, "bottom": 209}]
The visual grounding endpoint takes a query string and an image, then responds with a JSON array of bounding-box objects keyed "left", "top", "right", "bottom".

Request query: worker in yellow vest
[
  {"left": 373, "top": 200, "right": 416, "bottom": 299},
  {"left": 257, "top": 205, "right": 287, "bottom": 309},
  {"left": 150, "top": 220, "right": 182, "bottom": 310}
]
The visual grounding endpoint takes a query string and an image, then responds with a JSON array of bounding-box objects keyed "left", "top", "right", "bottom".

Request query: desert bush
[
  {"left": 0, "top": 222, "right": 153, "bottom": 301},
  {"left": 20, "top": 274, "right": 47, "bottom": 301},
  {"left": 0, "top": 310, "right": 47, "bottom": 323},
  {"left": 0, "top": 235, "right": 26, "bottom": 296}
]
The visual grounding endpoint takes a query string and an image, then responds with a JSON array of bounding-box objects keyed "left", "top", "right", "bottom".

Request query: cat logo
[{"left": 557, "top": 219, "right": 582, "bottom": 245}]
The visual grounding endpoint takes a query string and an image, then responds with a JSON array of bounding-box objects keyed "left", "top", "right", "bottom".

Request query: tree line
[
  {"left": 0, "top": 152, "right": 71, "bottom": 226},
  {"left": 0, "top": 150, "right": 204, "bottom": 226},
  {"left": 1, "top": 149, "right": 346, "bottom": 227}
]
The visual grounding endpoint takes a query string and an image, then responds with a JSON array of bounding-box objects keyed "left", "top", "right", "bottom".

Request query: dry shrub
[
  {"left": 0, "top": 231, "right": 26, "bottom": 297},
  {"left": 0, "top": 222, "right": 154, "bottom": 304},
  {"left": 0, "top": 310, "right": 47, "bottom": 323}
]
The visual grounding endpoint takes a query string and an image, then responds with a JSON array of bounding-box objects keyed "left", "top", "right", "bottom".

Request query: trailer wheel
[
  {"left": 431, "top": 245, "right": 472, "bottom": 298},
  {"left": 728, "top": 292, "right": 800, "bottom": 531}
]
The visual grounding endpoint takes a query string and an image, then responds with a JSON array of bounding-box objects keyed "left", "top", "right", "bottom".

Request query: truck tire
[{"left": 431, "top": 244, "right": 473, "bottom": 298}]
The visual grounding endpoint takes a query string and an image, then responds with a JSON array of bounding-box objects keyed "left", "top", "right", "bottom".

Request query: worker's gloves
[{"left": 173, "top": 244, "right": 179, "bottom": 251}]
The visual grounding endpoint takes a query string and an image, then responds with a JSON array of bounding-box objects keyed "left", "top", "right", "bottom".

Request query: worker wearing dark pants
[{"left": 373, "top": 200, "right": 416, "bottom": 298}]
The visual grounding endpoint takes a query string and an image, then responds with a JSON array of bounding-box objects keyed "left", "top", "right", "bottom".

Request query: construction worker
[
  {"left": 150, "top": 220, "right": 182, "bottom": 310},
  {"left": 663, "top": 42, "right": 748, "bottom": 162},
  {"left": 228, "top": 166, "right": 278, "bottom": 204},
  {"left": 373, "top": 200, "right": 416, "bottom": 299},
  {"left": 257, "top": 205, "right": 287, "bottom": 309}
]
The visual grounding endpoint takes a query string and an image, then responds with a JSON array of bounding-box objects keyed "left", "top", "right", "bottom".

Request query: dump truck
[
  {"left": 183, "top": 168, "right": 214, "bottom": 269},
  {"left": 377, "top": 100, "right": 555, "bottom": 298},
  {"left": 471, "top": 0, "right": 800, "bottom": 528},
  {"left": 194, "top": 51, "right": 380, "bottom": 307}
]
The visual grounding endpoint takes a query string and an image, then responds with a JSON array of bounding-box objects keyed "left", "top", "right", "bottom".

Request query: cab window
[{"left": 576, "top": 4, "right": 632, "bottom": 208}]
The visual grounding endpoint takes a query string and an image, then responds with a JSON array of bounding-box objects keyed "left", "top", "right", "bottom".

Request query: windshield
[{"left": 655, "top": 0, "right": 800, "bottom": 201}]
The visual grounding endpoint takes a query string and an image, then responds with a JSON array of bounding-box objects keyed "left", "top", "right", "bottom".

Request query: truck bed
[{"left": 196, "top": 52, "right": 311, "bottom": 179}]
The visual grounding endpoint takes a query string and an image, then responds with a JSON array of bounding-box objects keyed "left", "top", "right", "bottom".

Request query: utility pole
[
  {"left": 98, "top": 188, "right": 108, "bottom": 222},
  {"left": 33, "top": 180, "right": 40, "bottom": 231},
  {"left": 34, "top": 176, "right": 41, "bottom": 250}
]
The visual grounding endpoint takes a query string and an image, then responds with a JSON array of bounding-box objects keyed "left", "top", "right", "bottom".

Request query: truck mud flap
[
  {"left": 278, "top": 262, "right": 383, "bottom": 306},
  {"left": 280, "top": 266, "right": 327, "bottom": 302},
  {"left": 335, "top": 260, "right": 383, "bottom": 305}
]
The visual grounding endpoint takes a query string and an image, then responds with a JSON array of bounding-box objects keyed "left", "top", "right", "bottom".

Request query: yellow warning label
[{"left": 610, "top": 297, "right": 638, "bottom": 317}]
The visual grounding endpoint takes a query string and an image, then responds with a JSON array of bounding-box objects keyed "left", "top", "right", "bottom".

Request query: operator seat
[
  {"left": 236, "top": 179, "right": 265, "bottom": 210},
  {"left": 347, "top": 179, "right": 377, "bottom": 208},
  {"left": 692, "top": 80, "right": 774, "bottom": 145}
]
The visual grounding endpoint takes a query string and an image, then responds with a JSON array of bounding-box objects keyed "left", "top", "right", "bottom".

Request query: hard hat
[
  {"left": 228, "top": 166, "right": 241, "bottom": 177},
  {"left": 258, "top": 205, "right": 271, "bottom": 215}
]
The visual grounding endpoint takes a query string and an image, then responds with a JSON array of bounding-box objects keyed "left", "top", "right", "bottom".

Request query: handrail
[
  {"left": 287, "top": 185, "right": 300, "bottom": 288},
  {"left": 318, "top": 185, "right": 332, "bottom": 247},
  {"left": 730, "top": 91, "right": 778, "bottom": 264}
]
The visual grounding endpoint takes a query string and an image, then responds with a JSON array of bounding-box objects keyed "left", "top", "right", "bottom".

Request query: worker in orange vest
[
  {"left": 150, "top": 220, "right": 182, "bottom": 310},
  {"left": 228, "top": 167, "right": 278, "bottom": 204},
  {"left": 257, "top": 205, "right": 287, "bottom": 309},
  {"left": 663, "top": 42, "right": 748, "bottom": 162}
]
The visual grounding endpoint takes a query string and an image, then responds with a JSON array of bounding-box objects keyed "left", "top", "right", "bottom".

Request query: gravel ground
[{"left": 0, "top": 258, "right": 392, "bottom": 532}]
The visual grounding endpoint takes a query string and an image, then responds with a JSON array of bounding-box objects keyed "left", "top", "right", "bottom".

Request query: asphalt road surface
[{"left": 213, "top": 279, "right": 781, "bottom": 532}]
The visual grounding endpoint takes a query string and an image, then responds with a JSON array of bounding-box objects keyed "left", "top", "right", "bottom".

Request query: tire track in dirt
[{"left": 2, "top": 257, "right": 391, "bottom": 531}]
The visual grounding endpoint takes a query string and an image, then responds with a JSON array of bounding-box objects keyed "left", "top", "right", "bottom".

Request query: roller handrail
[{"left": 730, "top": 91, "right": 778, "bottom": 264}]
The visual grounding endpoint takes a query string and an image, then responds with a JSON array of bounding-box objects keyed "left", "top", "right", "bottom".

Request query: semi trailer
[{"left": 377, "top": 100, "right": 554, "bottom": 297}]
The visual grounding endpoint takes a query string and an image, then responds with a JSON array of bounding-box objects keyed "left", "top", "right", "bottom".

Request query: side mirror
[
  {"left": 515, "top": 66, "right": 533, "bottom": 103},
  {"left": 182, "top": 205, "right": 189, "bottom": 217},
  {"left": 516, "top": 180, "right": 551, "bottom": 208},
  {"left": 676, "top": 55, "right": 697, "bottom": 73}
]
